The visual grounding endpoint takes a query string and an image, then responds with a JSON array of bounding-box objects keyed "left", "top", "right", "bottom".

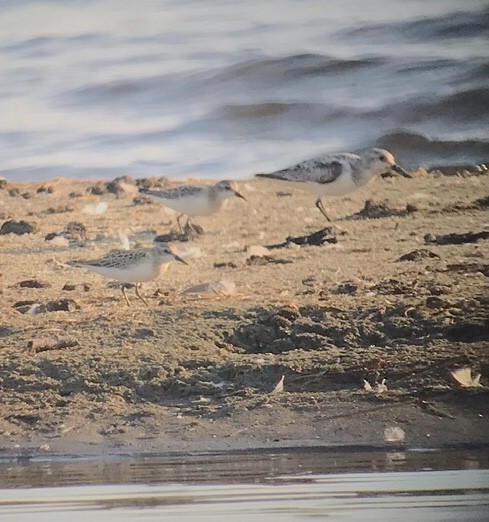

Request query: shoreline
[{"left": 1, "top": 172, "right": 488, "bottom": 459}]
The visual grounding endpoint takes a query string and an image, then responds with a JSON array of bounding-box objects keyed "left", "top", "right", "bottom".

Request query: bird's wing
[
  {"left": 140, "top": 185, "right": 203, "bottom": 200},
  {"left": 257, "top": 155, "right": 353, "bottom": 184},
  {"left": 69, "top": 249, "right": 148, "bottom": 269}
]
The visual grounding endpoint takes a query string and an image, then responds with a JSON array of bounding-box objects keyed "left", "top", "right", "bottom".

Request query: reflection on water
[{"left": 0, "top": 449, "right": 488, "bottom": 521}]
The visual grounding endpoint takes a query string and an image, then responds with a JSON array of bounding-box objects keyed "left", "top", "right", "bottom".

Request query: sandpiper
[
  {"left": 140, "top": 180, "right": 246, "bottom": 234},
  {"left": 67, "top": 241, "right": 187, "bottom": 306},
  {"left": 256, "top": 148, "right": 410, "bottom": 220}
]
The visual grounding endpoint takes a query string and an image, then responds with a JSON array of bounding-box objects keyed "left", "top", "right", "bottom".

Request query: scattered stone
[
  {"left": 27, "top": 335, "right": 79, "bottom": 354},
  {"left": 246, "top": 255, "right": 292, "bottom": 266},
  {"left": 134, "top": 328, "right": 155, "bottom": 339},
  {"left": 21, "top": 192, "right": 34, "bottom": 199},
  {"left": 86, "top": 184, "right": 105, "bottom": 195},
  {"left": 18, "top": 279, "right": 50, "bottom": 289},
  {"left": 8, "top": 188, "right": 20, "bottom": 197},
  {"left": 329, "top": 281, "right": 358, "bottom": 295},
  {"left": 45, "top": 232, "right": 58, "bottom": 241},
  {"left": 13, "top": 298, "right": 79, "bottom": 314},
  {"left": 473, "top": 195, "right": 489, "bottom": 209},
  {"left": 36, "top": 185, "right": 55, "bottom": 194},
  {"left": 136, "top": 176, "right": 169, "bottom": 190},
  {"left": 447, "top": 263, "right": 489, "bottom": 277},
  {"left": 443, "top": 195, "right": 489, "bottom": 213},
  {"left": 397, "top": 249, "right": 440, "bottom": 262},
  {"left": 154, "top": 232, "right": 189, "bottom": 243},
  {"left": 267, "top": 227, "right": 337, "bottom": 249},
  {"left": 214, "top": 261, "right": 238, "bottom": 269},
  {"left": 69, "top": 191, "right": 83, "bottom": 198},
  {"left": 62, "top": 282, "right": 91, "bottom": 292},
  {"left": 428, "top": 164, "right": 488, "bottom": 176},
  {"left": 63, "top": 221, "right": 88, "bottom": 241},
  {"left": 0, "top": 177, "right": 7, "bottom": 189},
  {"left": 106, "top": 176, "right": 137, "bottom": 197},
  {"left": 132, "top": 196, "right": 153, "bottom": 205},
  {"left": 350, "top": 200, "right": 417, "bottom": 220},
  {"left": 0, "top": 220, "right": 37, "bottom": 235},
  {"left": 371, "top": 278, "right": 415, "bottom": 296},
  {"left": 424, "top": 230, "right": 489, "bottom": 245},
  {"left": 45, "top": 205, "right": 74, "bottom": 214},
  {"left": 426, "top": 296, "right": 445, "bottom": 309}
]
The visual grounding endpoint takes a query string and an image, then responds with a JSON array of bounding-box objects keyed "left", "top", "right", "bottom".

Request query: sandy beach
[{"left": 0, "top": 169, "right": 488, "bottom": 457}]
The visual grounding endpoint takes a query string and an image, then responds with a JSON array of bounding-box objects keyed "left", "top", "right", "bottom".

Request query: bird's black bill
[
  {"left": 234, "top": 190, "right": 247, "bottom": 201},
  {"left": 392, "top": 164, "right": 411, "bottom": 178},
  {"left": 174, "top": 254, "right": 188, "bottom": 265}
]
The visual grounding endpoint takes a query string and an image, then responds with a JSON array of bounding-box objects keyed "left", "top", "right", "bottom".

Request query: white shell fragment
[
  {"left": 451, "top": 368, "right": 482, "bottom": 388},
  {"left": 270, "top": 375, "right": 285, "bottom": 394},
  {"left": 384, "top": 426, "right": 406, "bottom": 443}
]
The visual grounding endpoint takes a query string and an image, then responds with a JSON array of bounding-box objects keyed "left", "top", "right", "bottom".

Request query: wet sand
[{"left": 0, "top": 169, "right": 488, "bottom": 457}]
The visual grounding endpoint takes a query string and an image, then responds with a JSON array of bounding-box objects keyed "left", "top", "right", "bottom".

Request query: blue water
[{"left": 1, "top": 0, "right": 488, "bottom": 181}]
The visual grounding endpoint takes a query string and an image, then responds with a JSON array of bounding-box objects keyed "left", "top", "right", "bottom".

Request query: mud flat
[{"left": 0, "top": 169, "right": 488, "bottom": 457}]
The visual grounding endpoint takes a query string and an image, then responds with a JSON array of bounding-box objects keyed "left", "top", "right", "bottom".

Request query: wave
[
  {"left": 340, "top": 8, "right": 488, "bottom": 42},
  {"left": 402, "top": 88, "right": 489, "bottom": 123},
  {"left": 373, "top": 131, "right": 489, "bottom": 168},
  {"left": 211, "top": 101, "right": 351, "bottom": 122},
  {"left": 206, "top": 54, "right": 385, "bottom": 84}
]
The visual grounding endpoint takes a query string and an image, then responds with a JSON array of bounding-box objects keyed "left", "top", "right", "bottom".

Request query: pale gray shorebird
[
  {"left": 255, "top": 148, "right": 410, "bottom": 221},
  {"left": 67, "top": 242, "right": 187, "bottom": 306},
  {"left": 139, "top": 180, "right": 246, "bottom": 234}
]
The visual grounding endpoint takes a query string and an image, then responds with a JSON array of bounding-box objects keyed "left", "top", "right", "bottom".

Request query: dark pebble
[
  {"left": 424, "top": 230, "right": 489, "bottom": 245},
  {"left": 214, "top": 261, "right": 238, "bottom": 269},
  {"left": 19, "top": 279, "right": 50, "bottom": 288},
  {"left": 0, "top": 220, "right": 37, "bottom": 235},
  {"left": 86, "top": 185, "right": 105, "bottom": 195},
  {"left": 426, "top": 296, "right": 445, "bottom": 309},
  {"left": 397, "top": 249, "right": 440, "bottom": 262},
  {"left": 134, "top": 328, "right": 155, "bottom": 338}
]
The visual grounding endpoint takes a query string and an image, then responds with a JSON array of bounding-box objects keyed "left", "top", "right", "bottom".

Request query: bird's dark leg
[
  {"left": 184, "top": 218, "right": 203, "bottom": 237},
  {"left": 121, "top": 285, "right": 131, "bottom": 306},
  {"left": 135, "top": 283, "right": 149, "bottom": 306},
  {"left": 315, "top": 198, "right": 332, "bottom": 222}
]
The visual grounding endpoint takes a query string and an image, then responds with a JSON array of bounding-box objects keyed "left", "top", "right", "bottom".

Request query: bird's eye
[{"left": 379, "top": 155, "right": 386, "bottom": 161}]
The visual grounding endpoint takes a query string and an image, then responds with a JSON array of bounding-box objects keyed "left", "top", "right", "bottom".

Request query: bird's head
[{"left": 364, "top": 148, "right": 411, "bottom": 178}]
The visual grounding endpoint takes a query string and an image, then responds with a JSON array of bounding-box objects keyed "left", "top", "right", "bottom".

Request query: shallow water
[
  {"left": 1, "top": 449, "right": 488, "bottom": 521},
  {"left": 1, "top": 0, "right": 488, "bottom": 181}
]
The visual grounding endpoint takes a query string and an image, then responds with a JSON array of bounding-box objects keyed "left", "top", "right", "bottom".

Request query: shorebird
[
  {"left": 255, "top": 148, "right": 410, "bottom": 220},
  {"left": 140, "top": 180, "right": 247, "bottom": 234},
  {"left": 67, "top": 241, "right": 187, "bottom": 306}
]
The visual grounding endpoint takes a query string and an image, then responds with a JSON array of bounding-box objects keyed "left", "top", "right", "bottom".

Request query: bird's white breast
[
  {"left": 153, "top": 193, "right": 218, "bottom": 217},
  {"left": 85, "top": 258, "right": 161, "bottom": 283}
]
